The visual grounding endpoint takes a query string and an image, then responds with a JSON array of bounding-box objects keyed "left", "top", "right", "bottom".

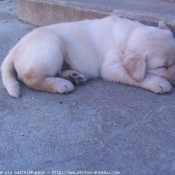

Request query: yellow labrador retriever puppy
[{"left": 1, "top": 16, "right": 175, "bottom": 98}]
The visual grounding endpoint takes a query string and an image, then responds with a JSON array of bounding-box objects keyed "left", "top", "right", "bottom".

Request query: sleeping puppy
[{"left": 1, "top": 16, "right": 175, "bottom": 98}]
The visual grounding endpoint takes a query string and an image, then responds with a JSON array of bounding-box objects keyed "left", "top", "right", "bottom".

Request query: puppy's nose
[{"left": 170, "top": 81, "right": 175, "bottom": 87}]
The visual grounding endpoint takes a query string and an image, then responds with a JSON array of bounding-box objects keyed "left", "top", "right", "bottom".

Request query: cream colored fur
[{"left": 1, "top": 16, "right": 175, "bottom": 98}]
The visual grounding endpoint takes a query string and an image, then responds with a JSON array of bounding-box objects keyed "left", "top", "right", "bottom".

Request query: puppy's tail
[{"left": 1, "top": 53, "right": 20, "bottom": 98}]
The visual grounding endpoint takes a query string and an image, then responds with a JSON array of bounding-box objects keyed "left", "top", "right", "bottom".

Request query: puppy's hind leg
[
  {"left": 59, "top": 70, "right": 86, "bottom": 85},
  {"left": 23, "top": 75, "right": 74, "bottom": 94}
]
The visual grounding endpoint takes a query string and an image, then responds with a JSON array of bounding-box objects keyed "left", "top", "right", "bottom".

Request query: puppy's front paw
[{"left": 150, "top": 77, "right": 172, "bottom": 93}]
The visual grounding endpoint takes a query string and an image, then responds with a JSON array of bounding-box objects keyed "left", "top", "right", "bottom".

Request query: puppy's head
[{"left": 124, "top": 21, "right": 175, "bottom": 85}]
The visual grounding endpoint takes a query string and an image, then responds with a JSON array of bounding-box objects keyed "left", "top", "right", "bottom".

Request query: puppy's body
[{"left": 1, "top": 16, "right": 175, "bottom": 98}]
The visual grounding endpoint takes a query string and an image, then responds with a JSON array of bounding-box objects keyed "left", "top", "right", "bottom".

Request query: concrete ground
[
  {"left": 0, "top": 0, "right": 175, "bottom": 174},
  {"left": 17, "top": 0, "right": 175, "bottom": 35}
]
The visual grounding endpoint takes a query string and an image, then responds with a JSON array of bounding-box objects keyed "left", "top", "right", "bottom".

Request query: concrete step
[{"left": 17, "top": 0, "right": 175, "bottom": 35}]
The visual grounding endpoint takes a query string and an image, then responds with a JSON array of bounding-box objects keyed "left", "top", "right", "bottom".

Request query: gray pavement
[
  {"left": 17, "top": 0, "right": 175, "bottom": 35},
  {"left": 0, "top": 0, "right": 175, "bottom": 174}
]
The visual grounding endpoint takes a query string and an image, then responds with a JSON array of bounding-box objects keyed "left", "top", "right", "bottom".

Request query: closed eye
[{"left": 157, "top": 66, "right": 168, "bottom": 69}]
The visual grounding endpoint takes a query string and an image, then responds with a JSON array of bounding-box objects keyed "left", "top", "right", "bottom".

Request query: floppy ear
[
  {"left": 158, "top": 21, "right": 170, "bottom": 30},
  {"left": 124, "top": 50, "right": 147, "bottom": 82}
]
